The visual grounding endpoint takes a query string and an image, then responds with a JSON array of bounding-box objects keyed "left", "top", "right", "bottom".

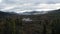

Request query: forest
[{"left": 0, "top": 9, "right": 60, "bottom": 34}]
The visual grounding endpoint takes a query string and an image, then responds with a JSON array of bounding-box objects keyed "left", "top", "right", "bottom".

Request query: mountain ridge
[{"left": 0, "top": 9, "right": 60, "bottom": 15}]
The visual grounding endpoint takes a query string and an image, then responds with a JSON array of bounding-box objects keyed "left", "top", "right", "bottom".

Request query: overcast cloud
[{"left": 0, "top": 0, "right": 60, "bottom": 13}]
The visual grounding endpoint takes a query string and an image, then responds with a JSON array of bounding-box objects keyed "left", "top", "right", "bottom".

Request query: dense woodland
[{"left": 0, "top": 9, "right": 60, "bottom": 34}]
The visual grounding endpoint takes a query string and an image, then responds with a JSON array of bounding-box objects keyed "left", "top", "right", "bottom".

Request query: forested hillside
[{"left": 0, "top": 9, "right": 60, "bottom": 34}]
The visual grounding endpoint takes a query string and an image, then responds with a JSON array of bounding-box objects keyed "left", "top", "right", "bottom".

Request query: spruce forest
[{"left": 0, "top": 9, "right": 60, "bottom": 34}]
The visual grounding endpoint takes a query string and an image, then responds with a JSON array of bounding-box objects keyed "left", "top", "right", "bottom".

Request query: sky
[{"left": 0, "top": 0, "right": 60, "bottom": 13}]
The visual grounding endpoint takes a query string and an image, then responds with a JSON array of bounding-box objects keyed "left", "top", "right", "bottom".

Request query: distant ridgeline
[{"left": 0, "top": 9, "right": 60, "bottom": 34}]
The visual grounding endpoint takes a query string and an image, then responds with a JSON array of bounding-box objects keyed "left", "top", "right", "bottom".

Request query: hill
[{"left": 0, "top": 9, "right": 60, "bottom": 34}]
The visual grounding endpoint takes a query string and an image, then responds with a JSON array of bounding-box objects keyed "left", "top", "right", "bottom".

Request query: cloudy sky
[{"left": 0, "top": 0, "right": 60, "bottom": 13}]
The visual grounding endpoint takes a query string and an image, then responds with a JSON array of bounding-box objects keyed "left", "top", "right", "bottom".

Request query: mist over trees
[{"left": 0, "top": 9, "right": 60, "bottom": 34}]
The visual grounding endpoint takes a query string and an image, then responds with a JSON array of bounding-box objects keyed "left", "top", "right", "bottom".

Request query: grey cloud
[
  {"left": 3, "top": 0, "right": 60, "bottom": 4},
  {"left": 0, "top": 0, "right": 60, "bottom": 12}
]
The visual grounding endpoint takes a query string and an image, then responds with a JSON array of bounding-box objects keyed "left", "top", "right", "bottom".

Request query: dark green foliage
[{"left": 0, "top": 10, "right": 60, "bottom": 34}]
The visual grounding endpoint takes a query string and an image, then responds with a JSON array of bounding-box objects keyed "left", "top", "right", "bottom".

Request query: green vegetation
[{"left": 0, "top": 9, "right": 60, "bottom": 34}]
